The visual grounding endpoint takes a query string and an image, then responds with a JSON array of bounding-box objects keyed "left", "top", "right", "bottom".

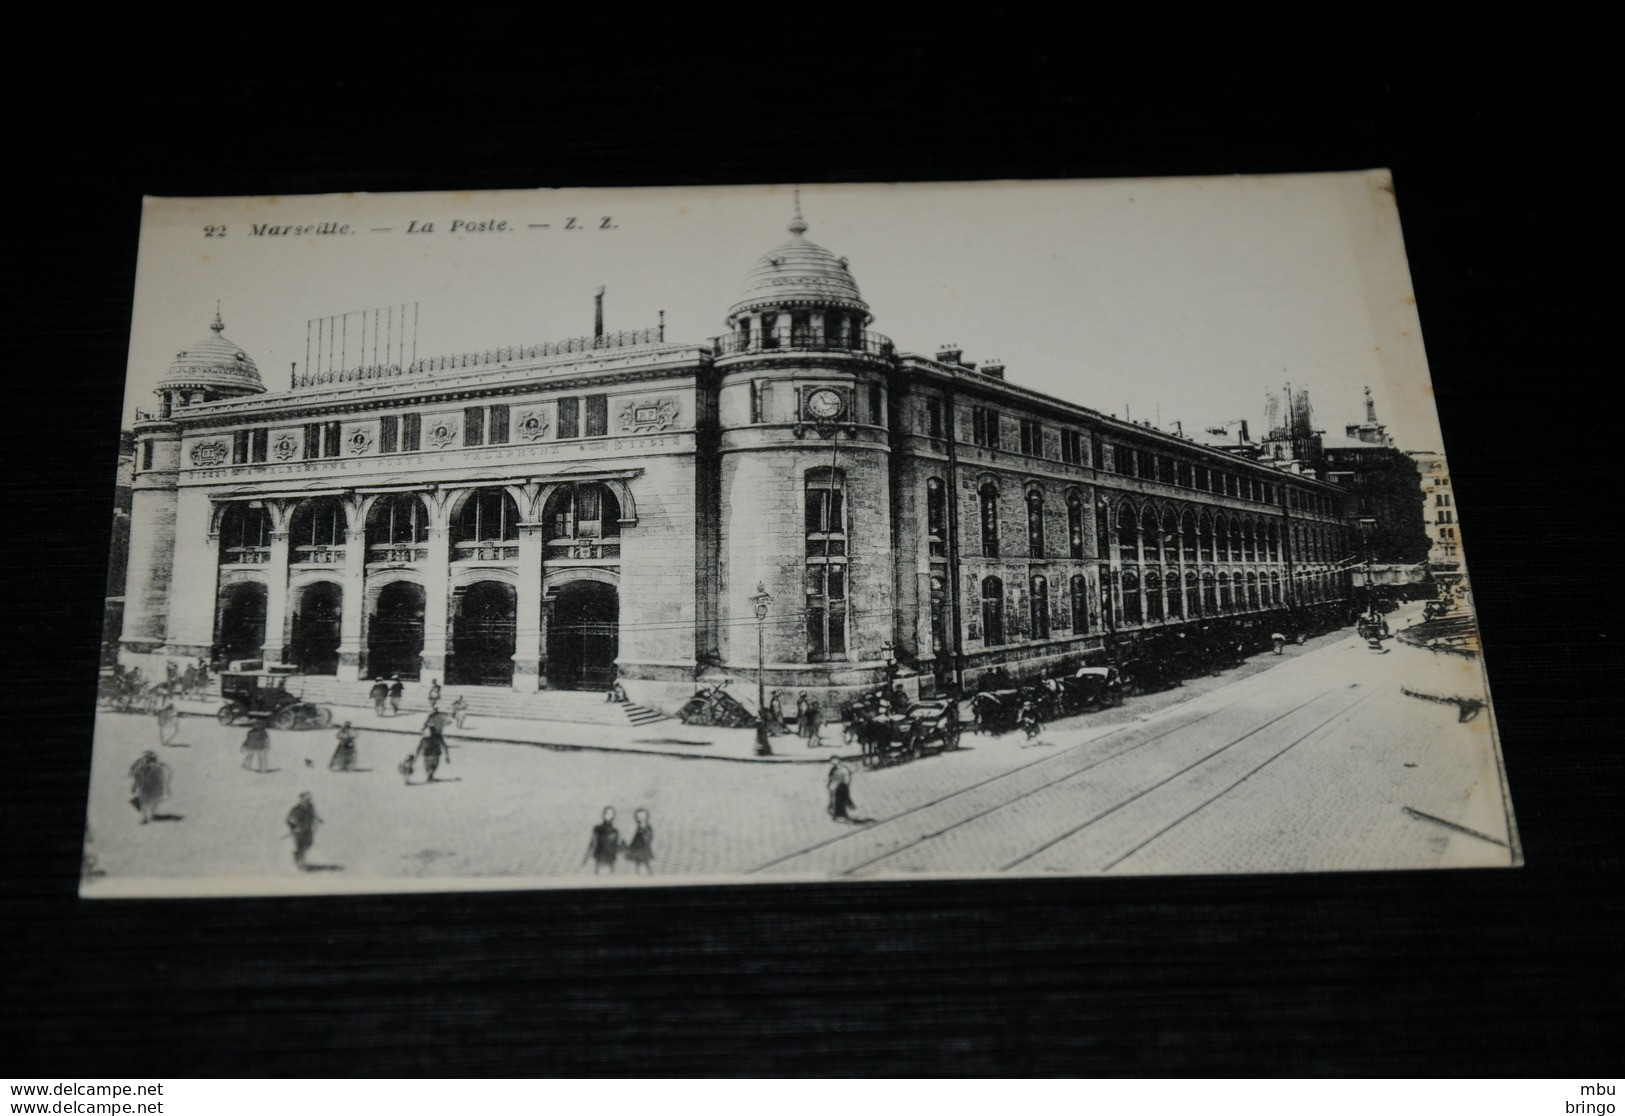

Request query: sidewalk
[{"left": 173, "top": 697, "right": 858, "bottom": 764}]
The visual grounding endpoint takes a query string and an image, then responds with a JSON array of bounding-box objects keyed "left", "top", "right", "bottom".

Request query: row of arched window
[
  {"left": 959, "top": 481, "right": 1345, "bottom": 567},
  {"left": 217, "top": 484, "right": 623, "bottom": 566}
]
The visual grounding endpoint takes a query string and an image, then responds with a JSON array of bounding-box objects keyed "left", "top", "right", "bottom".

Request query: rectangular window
[
  {"left": 972, "top": 406, "right": 999, "bottom": 448},
  {"left": 751, "top": 380, "right": 762, "bottom": 424},
  {"left": 558, "top": 397, "right": 581, "bottom": 439},
  {"left": 1020, "top": 418, "right": 1042, "bottom": 456},
  {"left": 1060, "top": 429, "right": 1083, "bottom": 465},
  {"left": 323, "top": 421, "right": 342, "bottom": 458},
  {"left": 1116, "top": 447, "right": 1133, "bottom": 476},
  {"left": 140, "top": 441, "right": 154, "bottom": 471},
  {"left": 1092, "top": 437, "right": 1104, "bottom": 470},
  {"left": 869, "top": 382, "right": 883, "bottom": 425},
  {"left": 1139, "top": 450, "right": 1154, "bottom": 478},
  {"left": 250, "top": 428, "right": 268, "bottom": 463},
  {"left": 585, "top": 394, "right": 608, "bottom": 437},
  {"left": 489, "top": 404, "right": 510, "bottom": 445},
  {"left": 464, "top": 406, "right": 485, "bottom": 447},
  {"left": 379, "top": 415, "right": 399, "bottom": 454},
  {"left": 402, "top": 414, "right": 421, "bottom": 451},
  {"left": 232, "top": 430, "right": 249, "bottom": 464},
  {"left": 926, "top": 399, "right": 943, "bottom": 438}
]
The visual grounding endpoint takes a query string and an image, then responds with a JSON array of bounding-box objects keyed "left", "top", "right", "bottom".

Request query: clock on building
[{"left": 805, "top": 387, "right": 845, "bottom": 421}]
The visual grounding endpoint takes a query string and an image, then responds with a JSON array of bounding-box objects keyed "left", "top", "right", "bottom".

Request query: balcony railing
[
  {"left": 454, "top": 541, "right": 519, "bottom": 562},
  {"left": 221, "top": 546, "right": 271, "bottom": 565},
  {"left": 368, "top": 544, "right": 429, "bottom": 564},
  {"left": 293, "top": 545, "right": 345, "bottom": 565},
  {"left": 546, "top": 537, "right": 620, "bottom": 561},
  {"left": 714, "top": 327, "right": 893, "bottom": 359}
]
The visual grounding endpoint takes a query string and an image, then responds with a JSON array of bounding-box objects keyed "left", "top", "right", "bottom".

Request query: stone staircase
[{"left": 278, "top": 677, "right": 668, "bottom": 728}]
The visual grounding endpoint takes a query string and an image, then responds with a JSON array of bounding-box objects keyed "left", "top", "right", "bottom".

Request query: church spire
[{"left": 211, "top": 301, "right": 225, "bottom": 334}]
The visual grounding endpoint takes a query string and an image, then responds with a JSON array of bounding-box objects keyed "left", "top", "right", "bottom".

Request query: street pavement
[{"left": 81, "top": 608, "right": 1516, "bottom": 895}]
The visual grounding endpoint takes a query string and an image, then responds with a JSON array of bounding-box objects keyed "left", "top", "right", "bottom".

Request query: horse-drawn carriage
[{"left": 850, "top": 699, "right": 963, "bottom": 768}]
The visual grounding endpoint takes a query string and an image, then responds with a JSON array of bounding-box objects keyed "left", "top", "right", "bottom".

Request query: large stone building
[
  {"left": 1408, "top": 450, "right": 1462, "bottom": 578},
  {"left": 119, "top": 210, "right": 1354, "bottom": 713}
]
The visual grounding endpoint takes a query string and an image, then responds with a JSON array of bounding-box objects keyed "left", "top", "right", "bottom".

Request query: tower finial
[
  {"left": 788, "top": 187, "right": 808, "bottom": 236},
  {"left": 211, "top": 301, "right": 224, "bottom": 333}
]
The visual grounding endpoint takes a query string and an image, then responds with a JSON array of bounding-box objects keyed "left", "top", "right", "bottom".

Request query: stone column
[
  {"left": 511, "top": 522, "right": 544, "bottom": 692},
  {"left": 336, "top": 524, "right": 367, "bottom": 682},
  {"left": 262, "top": 529, "right": 291, "bottom": 663},
  {"left": 421, "top": 524, "right": 450, "bottom": 676}
]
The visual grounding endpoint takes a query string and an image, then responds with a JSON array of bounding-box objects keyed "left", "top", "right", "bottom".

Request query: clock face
[{"left": 806, "top": 388, "right": 844, "bottom": 420}]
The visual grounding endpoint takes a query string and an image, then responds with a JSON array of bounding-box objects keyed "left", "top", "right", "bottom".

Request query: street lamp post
[
  {"left": 750, "top": 581, "right": 773, "bottom": 756},
  {"left": 1359, "top": 517, "right": 1377, "bottom": 620}
]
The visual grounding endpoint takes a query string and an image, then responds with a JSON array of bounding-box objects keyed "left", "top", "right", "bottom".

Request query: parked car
[{"left": 217, "top": 670, "right": 333, "bottom": 730}]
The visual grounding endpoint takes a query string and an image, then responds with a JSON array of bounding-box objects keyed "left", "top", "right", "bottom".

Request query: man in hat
[
  {"left": 369, "top": 677, "right": 389, "bottom": 717},
  {"left": 387, "top": 675, "right": 404, "bottom": 716},
  {"left": 128, "top": 751, "right": 171, "bottom": 824},
  {"left": 415, "top": 704, "right": 452, "bottom": 782},
  {"left": 286, "top": 792, "right": 322, "bottom": 869}
]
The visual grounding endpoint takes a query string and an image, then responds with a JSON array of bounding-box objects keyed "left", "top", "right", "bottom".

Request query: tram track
[
  {"left": 747, "top": 690, "right": 1259, "bottom": 876},
  {"left": 839, "top": 683, "right": 1358, "bottom": 878}
]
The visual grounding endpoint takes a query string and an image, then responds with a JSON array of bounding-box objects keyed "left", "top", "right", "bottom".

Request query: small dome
[
  {"left": 726, "top": 210, "right": 871, "bottom": 325},
  {"left": 158, "top": 309, "right": 264, "bottom": 397}
]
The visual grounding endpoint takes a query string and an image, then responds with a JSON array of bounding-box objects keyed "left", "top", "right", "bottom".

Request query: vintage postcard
[{"left": 82, "top": 173, "right": 1518, "bottom": 896}]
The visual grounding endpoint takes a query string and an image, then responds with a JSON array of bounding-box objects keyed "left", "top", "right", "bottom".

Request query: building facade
[
  {"left": 1408, "top": 450, "right": 1462, "bottom": 577},
  {"left": 120, "top": 214, "right": 1354, "bottom": 713}
]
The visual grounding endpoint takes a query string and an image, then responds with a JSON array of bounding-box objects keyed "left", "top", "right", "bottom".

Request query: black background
[{"left": 5, "top": 40, "right": 1618, "bottom": 1077}]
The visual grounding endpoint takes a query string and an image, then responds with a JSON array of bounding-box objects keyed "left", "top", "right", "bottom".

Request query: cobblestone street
[{"left": 82, "top": 609, "right": 1514, "bottom": 895}]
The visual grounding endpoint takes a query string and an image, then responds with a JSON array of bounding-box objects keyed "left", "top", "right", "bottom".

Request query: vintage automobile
[
  {"left": 1068, "top": 666, "right": 1125, "bottom": 711},
  {"left": 216, "top": 669, "right": 334, "bottom": 730},
  {"left": 855, "top": 699, "right": 962, "bottom": 767}
]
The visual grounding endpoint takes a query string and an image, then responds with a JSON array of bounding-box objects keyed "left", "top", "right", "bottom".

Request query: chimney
[
  {"left": 981, "top": 359, "right": 1006, "bottom": 379},
  {"left": 936, "top": 344, "right": 962, "bottom": 365},
  {"left": 594, "top": 286, "right": 605, "bottom": 339}
]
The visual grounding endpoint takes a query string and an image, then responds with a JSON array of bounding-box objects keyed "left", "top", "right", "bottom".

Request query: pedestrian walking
[
  {"left": 415, "top": 705, "right": 451, "bottom": 782},
  {"left": 285, "top": 792, "right": 322, "bottom": 870},
  {"left": 624, "top": 808, "right": 655, "bottom": 876},
  {"left": 583, "top": 807, "right": 622, "bottom": 874},
  {"left": 328, "top": 721, "right": 359, "bottom": 772},
  {"left": 806, "top": 695, "right": 824, "bottom": 747},
  {"left": 427, "top": 678, "right": 442, "bottom": 707},
  {"left": 766, "top": 690, "right": 790, "bottom": 735},
  {"left": 127, "top": 750, "right": 170, "bottom": 824},
  {"left": 449, "top": 695, "right": 469, "bottom": 729},
  {"left": 796, "top": 691, "right": 813, "bottom": 745},
  {"left": 240, "top": 716, "right": 271, "bottom": 773},
  {"left": 827, "top": 756, "right": 856, "bottom": 821},
  {"left": 388, "top": 675, "right": 404, "bottom": 716},
  {"left": 156, "top": 695, "right": 180, "bottom": 747},
  {"left": 369, "top": 677, "right": 389, "bottom": 716}
]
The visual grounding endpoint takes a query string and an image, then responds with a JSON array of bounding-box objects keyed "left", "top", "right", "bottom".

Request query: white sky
[{"left": 124, "top": 172, "right": 1444, "bottom": 453}]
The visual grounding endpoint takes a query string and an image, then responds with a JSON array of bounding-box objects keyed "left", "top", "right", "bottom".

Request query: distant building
[
  {"left": 1321, "top": 389, "right": 1431, "bottom": 570},
  {"left": 1408, "top": 450, "right": 1462, "bottom": 578},
  {"left": 118, "top": 209, "right": 1355, "bottom": 712}
]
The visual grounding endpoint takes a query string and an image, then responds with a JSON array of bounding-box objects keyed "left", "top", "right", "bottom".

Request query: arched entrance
[
  {"left": 547, "top": 581, "right": 619, "bottom": 691},
  {"left": 450, "top": 580, "right": 516, "bottom": 686},
  {"left": 368, "top": 581, "right": 425, "bottom": 681},
  {"left": 216, "top": 581, "right": 267, "bottom": 667},
  {"left": 290, "top": 582, "right": 342, "bottom": 675}
]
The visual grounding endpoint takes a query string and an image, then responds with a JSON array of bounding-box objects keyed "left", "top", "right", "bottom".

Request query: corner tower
[
  {"left": 714, "top": 198, "right": 898, "bottom": 708},
  {"left": 121, "top": 310, "right": 266, "bottom": 672}
]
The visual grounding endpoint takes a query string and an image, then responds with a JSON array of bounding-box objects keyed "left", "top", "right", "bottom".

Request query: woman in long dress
[
  {"left": 128, "top": 751, "right": 170, "bottom": 824},
  {"left": 624, "top": 808, "right": 655, "bottom": 875}
]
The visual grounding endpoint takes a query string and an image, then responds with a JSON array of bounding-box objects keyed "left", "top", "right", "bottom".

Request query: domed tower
[
  {"left": 714, "top": 199, "right": 897, "bottom": 709},
  {"left": 153, "top": 307, "right": 266, "bottom": 415},
  {"left": 121, "top": 309, "right": 265, "bottom": 671}
]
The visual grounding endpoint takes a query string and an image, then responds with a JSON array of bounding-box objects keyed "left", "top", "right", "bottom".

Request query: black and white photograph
[{"left": 83, "top": 174, "right": 1518, "bottom": 896}]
